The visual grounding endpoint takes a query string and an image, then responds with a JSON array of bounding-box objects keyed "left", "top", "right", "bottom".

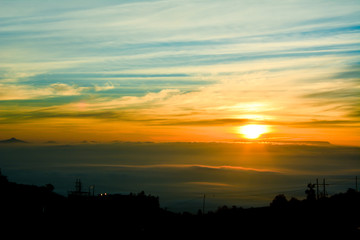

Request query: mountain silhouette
[{"left": 0, "top": 137, "right": 27, "bottom": 144}]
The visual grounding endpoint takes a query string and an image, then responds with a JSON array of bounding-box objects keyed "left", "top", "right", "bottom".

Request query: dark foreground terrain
[{"left": 1, "top": 172, "right": 359, "bottom": 238}]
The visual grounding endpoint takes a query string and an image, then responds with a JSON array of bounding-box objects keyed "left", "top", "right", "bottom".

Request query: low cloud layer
[{"left": 1, "top": 142, "right": 359, "bottom": 212}]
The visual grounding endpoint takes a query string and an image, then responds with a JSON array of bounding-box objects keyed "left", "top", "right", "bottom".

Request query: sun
[{"left": 239, "top": 124, "right": 268, "bottom": 139}]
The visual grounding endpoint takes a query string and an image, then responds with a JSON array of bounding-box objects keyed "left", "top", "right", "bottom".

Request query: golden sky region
[{"left": 0, "top": 0, "right": 359, "bottom": 146}]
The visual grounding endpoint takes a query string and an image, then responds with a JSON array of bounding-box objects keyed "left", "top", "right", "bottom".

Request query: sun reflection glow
[{"left": 239, "top": 124, "right": 269, "bottom": 139}]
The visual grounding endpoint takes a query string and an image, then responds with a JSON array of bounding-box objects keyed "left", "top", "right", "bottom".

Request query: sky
[
  {"left": 0, "top": 0, "right": 360, "bottom": 145},
  {"left": 1, "top": 1, "right": 360, "bottom": 213}
]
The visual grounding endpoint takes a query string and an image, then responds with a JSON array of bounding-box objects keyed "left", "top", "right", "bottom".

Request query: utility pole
[
  {"left": 89, "top": 185, "right": 95, "bottom": 197},
  {"left": 356, "top": 176, "right": 358, "bottom": 192},
  {"left": 75, "top": 178, "right": 82, "bottom": 193},
  {"left": 316, "top": 178, "right": 319, "bottom": 200},
  {"left": 202, "top": 194, "right": 206, "bottom": 214},
  {"left": 315, "top": 178, "right": 330, "bottom": 199}
]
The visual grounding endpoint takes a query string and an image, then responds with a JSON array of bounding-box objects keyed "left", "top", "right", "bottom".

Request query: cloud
[
  {"left": 186, "top": 182, "right": 233, "bottom": 187},
  {"left": 50, "top": 83, "right": 88, "bottom": 95},
  {"left": 152, "top": 118, "right": 250, "bottom": 126},
  {"left": 303, "top": 88, "right": 360, "bottom": 99},
  {"left": 0, "top": 83, "right": 51, "bottom": 100},
  {"left": 265, "top": 119, "right": 360, "bottom": 129},
  {"left": 332, "top": 69, "right": 360, "bottom": 80},
  {"left": 94, "top": 82, "right": 114, "bottom": 92},
  {"left": 76, "top": 163, "right": 280, "bottom": 174},
  {"left": 85, "top": 89, "right": 181, "bottom": 110},
  {"left": 0, "top": 141, "right": 358, "bottom": 212},
  {"left": 0, "top": 109, "right": 123, "bottom": 124},
  {"left": 0, "top": 83, "right": 87, "bottom": 100}
]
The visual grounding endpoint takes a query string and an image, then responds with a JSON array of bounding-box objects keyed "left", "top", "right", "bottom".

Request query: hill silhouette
[
  {"left": 0, "top": 137, "right": 27, "bottom": 144},
  {"left": 1, "top": 171, "right": 359, "bottom": 238}
]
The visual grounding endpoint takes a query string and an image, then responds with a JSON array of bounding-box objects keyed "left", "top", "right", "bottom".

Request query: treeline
[
  {"left": 1, "top": 173, "right": 359, "bottom": 238},
  {"left": 208, "top": 189, "right": 360, "bottom": 237}
]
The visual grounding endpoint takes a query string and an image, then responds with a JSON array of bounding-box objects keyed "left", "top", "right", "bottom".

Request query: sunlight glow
[{"left": 239, "top": 124, "right": 268, "bottom": 139}]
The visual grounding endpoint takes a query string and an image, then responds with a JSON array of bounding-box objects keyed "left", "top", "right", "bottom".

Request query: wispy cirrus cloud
[{"left": 0, "top": 83, "right": 87, "bottom": 100}]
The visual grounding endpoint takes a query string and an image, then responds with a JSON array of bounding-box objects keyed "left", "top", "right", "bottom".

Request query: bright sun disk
[{"left": 239, "top": 124, "right": 268, "bottom": 139}]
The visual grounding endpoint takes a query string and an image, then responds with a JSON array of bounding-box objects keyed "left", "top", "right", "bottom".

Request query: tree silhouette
[
  {"left": 305, "top": 183, "right": 316, "bottom": 201},
  {"left": 270, "top": 194, "right": 288, "bottom": 208}
]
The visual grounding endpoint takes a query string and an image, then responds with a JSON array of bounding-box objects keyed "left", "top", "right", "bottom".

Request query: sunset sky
[{"left": 1, "top": 0, "right": 359, "bottom": 145}]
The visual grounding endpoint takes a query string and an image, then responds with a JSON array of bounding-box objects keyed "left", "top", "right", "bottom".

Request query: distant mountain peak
[{"left": 0, "top": 137, "right": 27, "bottom": 143}]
